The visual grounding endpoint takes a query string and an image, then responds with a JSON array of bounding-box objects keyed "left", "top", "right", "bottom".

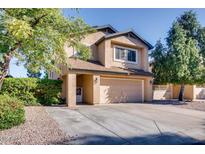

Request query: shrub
[
  {"left": 35, "top": 79, "right": 62, "bottom": 105},
  {"left": 1, "top": 78, "right": 38, "bottom": 105},
  {"left": 1, "top": 78, "right": 62, "bottom": 106},
  {"left": 0, "top": 95, "right": 25, "bottom": 130}
]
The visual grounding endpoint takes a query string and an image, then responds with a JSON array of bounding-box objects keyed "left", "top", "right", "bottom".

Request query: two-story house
[{"left": 49, "top": 25, "right": 153, "bottom": 108}]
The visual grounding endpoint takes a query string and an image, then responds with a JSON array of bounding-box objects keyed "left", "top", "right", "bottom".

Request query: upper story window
[{"left": 114, "top": 46, "right": 138, "bottom": 64}]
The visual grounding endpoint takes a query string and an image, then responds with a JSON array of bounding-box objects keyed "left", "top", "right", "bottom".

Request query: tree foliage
[
  {"left": 176, "top": 10, "right": 200, "bottom": 39},
  {"left": 1, "top": 78, "right": 62, "bottom": 106},
  {"left": 176, "top": 10, "right": 205, "bottom": 64},
  {"left": 0, "top": 8, "right": 93, "bottom": 84},
  {"left": 27, "top": 69, "right": 42, "bottom": 78},
  {"left": 0, "top": 94, "right": 25, "bottom": 130},
  {"left": 151, "top": 10, "right": 205, "bottom": 101},
  {"left": 198, "top": 27, "right": 205, "bottom": 62},
  {"left": 150, "top": 40, "right": 168, "bottom": 84},
  {"left": 75, "top": 43, "right": 92, "bottom": 61},
  {"left": 152, "top": 10, "right": 205, "bottom": 85},
  {"left": 166, "top": 22, "right": 203, "bottom": 85}
]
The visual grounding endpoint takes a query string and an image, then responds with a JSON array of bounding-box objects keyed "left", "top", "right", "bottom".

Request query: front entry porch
[{"left": 61, "top": 73, "right": 100, "bottom": 108}]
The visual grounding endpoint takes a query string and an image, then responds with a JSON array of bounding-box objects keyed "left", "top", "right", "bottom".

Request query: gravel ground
[
  {"left": 178, "top": 101, "right": 205, "bottom": 111},
  {"left": 0, "top": 106, "right": 69, "bottom": 145},
  {"left": 152, "top": 100, "right": 205, "bottom": 112}
]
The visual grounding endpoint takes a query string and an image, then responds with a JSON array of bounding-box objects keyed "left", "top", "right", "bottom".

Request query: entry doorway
[{"left": 76, "top": 87, "right": 83, "bottom": 103}]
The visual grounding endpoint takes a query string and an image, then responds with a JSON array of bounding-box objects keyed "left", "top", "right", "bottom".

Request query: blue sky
[{"left": 10, "top": 8, "right": 205, "bottom": 77}]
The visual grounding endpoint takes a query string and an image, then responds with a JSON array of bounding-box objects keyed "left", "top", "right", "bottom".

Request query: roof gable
[
  {"left": 95, "top": 29, "right": 153, "bottom": 50},
  {"left": 92, "top": 24, "right": 118, "bottom": 34}
]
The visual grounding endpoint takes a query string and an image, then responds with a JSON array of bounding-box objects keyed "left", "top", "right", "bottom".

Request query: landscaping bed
[{"left": 0, "top": 106, "right": 68, "bottom": 145}]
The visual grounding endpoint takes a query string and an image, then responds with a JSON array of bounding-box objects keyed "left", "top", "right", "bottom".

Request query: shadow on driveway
[
  {"left": 46, "top": 104, "right": 205, "bottom": 145},
  {"left": 51, "top": 132, "right": 205, "bottom": 145}
]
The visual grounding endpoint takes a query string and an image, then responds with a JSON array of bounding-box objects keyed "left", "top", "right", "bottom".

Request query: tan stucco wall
[
  {"left": 64, "top": 31, "right": 106, "bottom": 60},
  {"left": 97, "top": 40, "right": 106, "bottom": 65},
  {"left": 172, "top": 85, "right": 194, "bottom": 100},
  {"left": 172, "top": 85, "right": 179, "bottom": 99},
  {"left": 93, "top": 75, "right": 100, "bottom": 104},
  {"left": 154, "top": 85, "right": 205, "bottom": 100},
  {"left": 62, "top": 72, "right": 153, "bottom": 105},
  {"left": 64, "top": 31, "right": 150, "bottom": 71},
  {"left": 81, "top": 75, "right": 93, "bottom": 104},
  {"left": 77, "top": 75, "right": 83, "bottom": 87},
  {"left": 153, "top": 84, "right": 173, "bottom": 100},
  {"left": 60, "top": 30, "right": 153, "bottom": 105},
  {"left": 52, "top": 31, "right": 151, "bottom": 81},
  {"left": 77, "top": 74, "right": 100, "bottom": 105},
  {"left": 141, "top": 48, "right": 149, "bottom": 71},
  {"left": 194, "top": 86, "right": 205, "bottom": 99},
  {"left": 110, "top": 36, "right": 149, "bottom": 71},
  {"left": 61, "top": 75, "right": 66, "bottom": 99},
  {"left": 144, "top": 77, "right": 153, "bottom": 102},
  {"left": 97, "top": 36, "right": 149, "bottom": 70},
  {"left": 66, "top": 73, "right": 76, "bottom": 108},
  {"left": 111, "top": 36, "right": 148, "bottom": 49},
  {"left": 110, "top": 43, "right": 141, "bottom": 69}
]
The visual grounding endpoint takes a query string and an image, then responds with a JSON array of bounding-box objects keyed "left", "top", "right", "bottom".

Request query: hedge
[
  {"left": 0, "top": 95, "right": 25, "bottom": 130},
  {"left": 0, "top": 78, "right": 62, "bottom": 106}
]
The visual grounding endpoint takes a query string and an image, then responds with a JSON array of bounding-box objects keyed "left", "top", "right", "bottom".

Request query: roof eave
[
  {"left": 68, "top": 68, "right": 153, "bottom": 77},
  {"left": 93, "top": 24, "right": 118, "bottom": 33}
]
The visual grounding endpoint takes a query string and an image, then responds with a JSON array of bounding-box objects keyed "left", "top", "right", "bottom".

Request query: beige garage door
[{"left": 100, "top": 77, "right": 143, "bottom": 104}]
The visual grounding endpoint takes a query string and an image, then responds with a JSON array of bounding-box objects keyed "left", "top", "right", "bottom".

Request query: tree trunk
[
  {"left": 0, "top": 54, "right": 11, "bottom": 90},
  {"left": 0, "top": 43, "right": 20, "bottom": 90},
  {"left": 0, "top": 71, "right": 8, "bottom": 90},
  {"left": 178, "top": 84, "right": 185, "bottom": 102},
  {"left": 0, "top": 81, "right": 2, "bottom": 90}
]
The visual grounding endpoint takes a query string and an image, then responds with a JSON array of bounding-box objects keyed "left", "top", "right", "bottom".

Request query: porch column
[
  {"left": 144, "top": 78, "right": 153, "bottom": 102},
  {"left": 66, "top": 73, "right": 76, "bottom": 108},
  {"left": 93, "top": 75, "right": 100, "bottom": 104}
]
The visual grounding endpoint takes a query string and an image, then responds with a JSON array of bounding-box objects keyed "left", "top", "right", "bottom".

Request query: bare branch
[{"left": 31, "top": 14, "right": 47, "bottom": 28}]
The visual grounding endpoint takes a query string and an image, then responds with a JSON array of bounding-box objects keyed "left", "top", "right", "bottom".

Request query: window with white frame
[{"left": 114, "top": 46, "right": 138, "bottom": 63}]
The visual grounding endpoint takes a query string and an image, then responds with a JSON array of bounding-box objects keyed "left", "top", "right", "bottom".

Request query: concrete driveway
[{"left": 46, "top": 103, "right": 205, "bottom": 145}]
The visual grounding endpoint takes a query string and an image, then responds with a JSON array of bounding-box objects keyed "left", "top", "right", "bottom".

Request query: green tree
[
  {"left": 151, "top": 10, "right": 205, "bottom": 101},
  {"left": 177, "top": 10, "right": 205, "bottom": 64},
  {"left": 150, "top": 40, "right": 168, "bottom": 84},
  {"left": 43, "top": 71, "right": 48, "bottom": 79},
  {"left": 198, "top": 27, "right": 205, "bottom": 62},
  {"left": 75, "top": 43, "right": 92, "bottom": 61},
  {"left": 0, "top": 9, "right": 93, "bottom": 87},
  {"left": 27, "top": 69, "right": 42, "bottom": 78},
  {"left": 166, "top": 22, "right": 203, "bottom": 101},
  {"left": 177, "top": 10, "right": 200, "bottom": 39}
]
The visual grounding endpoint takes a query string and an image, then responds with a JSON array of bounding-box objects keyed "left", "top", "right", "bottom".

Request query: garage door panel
[{"left": 100, "top": 78, "right": 143, "bottom": 104}]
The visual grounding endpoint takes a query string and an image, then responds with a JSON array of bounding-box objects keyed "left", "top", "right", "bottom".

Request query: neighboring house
[
  {"left": 49, "top": 25, "right": 153, "bottom": 108},
  {"left": 153, "top": 84, "right": 205, "bottom": 101}
]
